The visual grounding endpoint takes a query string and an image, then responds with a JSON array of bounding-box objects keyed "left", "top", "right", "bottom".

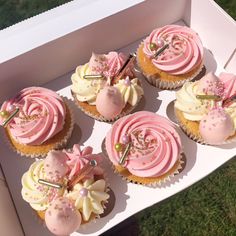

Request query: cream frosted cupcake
[
  {"left": 137, "top": 25, "right": 205, "bottom": 89},
  {"left": 71, "top": 52, "right": 144, "bottom": 122},
  {"left": 105, "top": 111, "right": 183, "bottom": 186},
  {"left": 0, "top": 87, "right": 73, "bottom": 157},
  {"left": 21, "top": 144, "right": 109, "bottom": 235},
  {"left": 175, "top": 72, "right": 236, "bottom": 145}
]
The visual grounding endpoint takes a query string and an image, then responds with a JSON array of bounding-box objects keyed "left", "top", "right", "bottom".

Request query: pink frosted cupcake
[
  {"left": 0, "top": 87, "right": 74, "bottom": 157},
  {"left": 137, "top": 25, "right": 205, "bottom": 89},
  {"left": 71, "top": 52, "right": 144, "bottom": 122},
  {"left": 105, "top": 111, "right": 183, "bottom": 186},
  {"left": 175, "top": 72, "right": 236, "bottom": 145},
  {"left": 21, "top": 144, "right": 109, "bottom": 235}
]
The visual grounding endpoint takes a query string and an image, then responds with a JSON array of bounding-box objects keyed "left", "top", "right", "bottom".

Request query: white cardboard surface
[{"left": 0, "top": 1, "right": 235, "bottom": 236}]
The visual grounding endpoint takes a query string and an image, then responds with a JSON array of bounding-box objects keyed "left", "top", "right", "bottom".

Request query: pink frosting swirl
[
  {"left": 89, "top": 52, "right": 128, "bottom": 77},
  {"left": 143, "top": 25, "right": 204, "bottom": 75},
  {"left": 64, "top": 144, "right": 104, "bottom": 180},
  {"left": 219, "top": 72, "right": 236, "bottom": 99},
  {"left": 0, "top": 87, "right": 66, "bottom": 145},
  {"left": 106, "top": 111, "right": 182, "bottom": 177}
]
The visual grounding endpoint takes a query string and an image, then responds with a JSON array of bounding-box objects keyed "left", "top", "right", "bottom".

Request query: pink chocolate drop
[
  {"left": 199, "top": 109, "right": 234, "bottom": 145},
  {"left": 96, "top": 86, "right": 124, "bottom": 120},
  {"left": 197, "top": 72, "right": 219, "bottom": 95},
  {"left": 44, "top": 150, "right": 69, "bottom": 181},
  {"left": 45, "top": 197, "right": 81, "bottom": 236}
]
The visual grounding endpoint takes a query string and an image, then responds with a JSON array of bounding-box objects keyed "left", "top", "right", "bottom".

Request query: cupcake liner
[
  {"left": 112, "top": 153, "right": 185, "bottom": 187},
  {"left": 3, "top": 97, "right": 74, "bottom": 158},
  {"left": 136, "top": 41, "right": 206, "bottom": 90},
  {"left": 103, "top": 141, "right": 185, "bottom": 187},
  {"left": 175, "top": 108, "right": 236, "bottom": 146},
  {"left": 72, "top": 90, "right": 143, "bottom": 123}
]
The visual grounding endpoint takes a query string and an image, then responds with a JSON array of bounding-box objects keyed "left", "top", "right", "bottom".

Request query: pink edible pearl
[
  {"left": 79, "top": 188, "right": 88, "bottom": 197},
  {"left": 122, "top": 134, "right": 130, "bottom": 144},
  {"left": 124, "top": 78, "right": 131, "bottom": 86},
  {"left": 157, "top": 38, "right": 164, "bottom": 48},
  {"left": 7, "top": 104, "right": 16, "bottom": 112}
]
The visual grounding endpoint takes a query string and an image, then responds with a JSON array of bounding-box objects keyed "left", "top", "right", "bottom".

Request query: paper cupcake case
[
  {"left": 136, "top": 41, "right": 206, "bottom": 90},
  {"left": 3, "top": 98, "right": 75, "bottom": 158},
  {"left": 112, "top": 154, "right": 184, "bottom": 187},
  {"left": 174, "top": 108, "right": 236, "bottom": 146},
  {"left": 71, "top": 90, "right": 143, "bottom": 123},
  {"left": 103, "top": 142, "right": 185, "bottom": 187}
]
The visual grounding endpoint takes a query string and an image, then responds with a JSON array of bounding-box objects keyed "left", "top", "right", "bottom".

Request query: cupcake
[
  {"left": 137, "top": 25, "right": 205, "bottom": 89},
  {"left": 0, "top": 87, "right": 73, "bottom": 157},
  {"left": 71, "top": 52, "right": 144, "bottom": 122},
  {"left": 21, "top": 144, "right": 109, "bottom": 235},
  {"left": 175, "top": 72, "right": 236, "bottom": 145},
  {"left": 105, "top": 111, "right": 183, "bottom": 186}
]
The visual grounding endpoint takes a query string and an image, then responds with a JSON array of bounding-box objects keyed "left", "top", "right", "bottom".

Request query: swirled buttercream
[
  {"left": 175, "top": 72, "right": 236, "bottom": 125},
  {"left": 21, "top": 144, "right": 104, "bottom": 211},
  {"left": 64, "top": 144, "right": 104, "bottom": 180},
  {"left": 175, "top": 81, "right": 211, "bottom": 121},
  {"left": 89, "top": 52, "right": 127, "bottom": 78},
  {"left": 105, "top": 111, "right": 182, "bottom": 177},
  {"left": 143, "top": 25, "right": 204, "bottom": 75},
  {"left": 71, "top": 64, "right": 105, "bottom": 105},
  {"left": 0, "top": 87, "right": 66, "bottom": 145},
  {"left": 21, "top": 160, "right": 64, "bottom": 211},
  {"left": 114, "top": 77, "right": 144, "bottom": 106},
  {"left": 66, "top": 179, "right": 109, "bottom": 221}
]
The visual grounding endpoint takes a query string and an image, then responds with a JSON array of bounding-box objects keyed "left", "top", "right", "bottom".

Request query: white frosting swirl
[
  {"left": 71, "top": 64, "right": 105, "bottom": 105},
  {"left": 66, "top": 179, "right": 109, "bottom": 221},
  {"left": 114, "top": 78, "right": 144, "bottom": 106},
  {"left": 21, "top": 160, "right": 64, "bottom": 211},
  {"left": 175, "top": 82, "right": 211, "bottom": 121}
]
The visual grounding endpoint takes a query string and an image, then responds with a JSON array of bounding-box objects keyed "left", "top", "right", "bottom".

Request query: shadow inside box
[
  {"left": 166, "top": 99, "right": 177, "bottom": 123},
  {"left": 203, "top": 47, "right": 217, "bottom": 74},
  {"left": 216, "top": 141, "right": 236, "bottom": 150},
  {"left": 135, "top": 71, "right": 162, "bottom": 113},
  {"left": 66, "top": 99, "right": 95, "bottom": 145}
]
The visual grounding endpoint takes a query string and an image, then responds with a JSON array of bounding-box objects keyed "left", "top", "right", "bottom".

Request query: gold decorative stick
[
  {"left": 119, "top": 143, "right": 131, "bottom": 166},
  {"left": 83, "top": 75, "right": 104, "bottom": 79},
  {"left": 196, "top": 95, "right": 221, "bottom": 100},
  {"left": 1, "top": 108, "right": 20, "bottom": 127},
  {"left": 153, "top": 43, "right": 169, "bottom": 58},
  {"left": 38, "top": 179, "right": 64, "bottom": 189}
]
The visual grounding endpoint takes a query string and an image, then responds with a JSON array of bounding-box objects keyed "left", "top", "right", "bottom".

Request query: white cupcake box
[{"left": 0, "top": 1, "right": 235, "bottom": 235}]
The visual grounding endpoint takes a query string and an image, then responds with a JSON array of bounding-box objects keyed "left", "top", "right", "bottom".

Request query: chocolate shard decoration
[{"left": 67, "top": 160, "right": 97, "bottom": 190}]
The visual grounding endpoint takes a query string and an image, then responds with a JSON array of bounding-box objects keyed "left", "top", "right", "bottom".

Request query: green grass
[
  {"left": 0, "top": 1, "right": 236, "bottom": 236},
  {"left": 215, "top": 0, "right": 236, "bottom": 19},
  {"left": 0, "top": 0, "right": 71, "bottom": 30}
]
